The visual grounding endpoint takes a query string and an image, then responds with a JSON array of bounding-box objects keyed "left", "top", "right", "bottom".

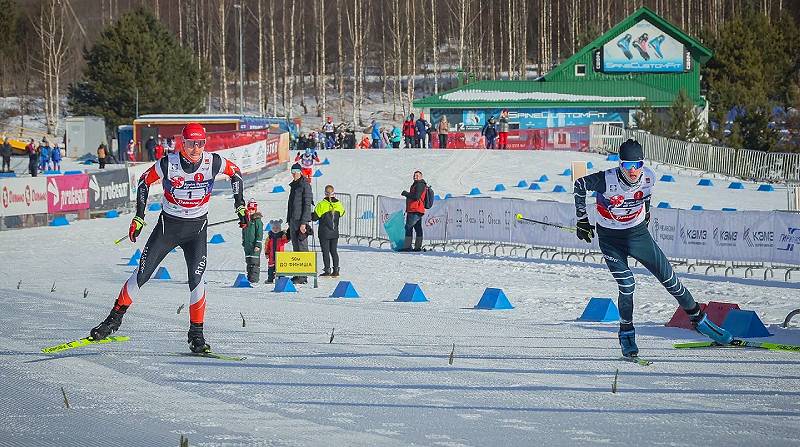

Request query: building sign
[{"left": 601, "top": 20, "right": 687, "bottom": 73}]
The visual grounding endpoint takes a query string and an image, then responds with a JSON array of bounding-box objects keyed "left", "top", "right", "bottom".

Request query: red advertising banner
[
  {"left": 433, "top": 126, "right": 590, "bottom": 151},
  {"left": 47, "top": 174, "right": 90, "bottom": 213}
]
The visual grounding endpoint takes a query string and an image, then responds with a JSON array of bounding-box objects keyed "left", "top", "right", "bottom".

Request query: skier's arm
[
  {"left": 213, "top": 154, "right": 245, "bottom": 210},
  {"left": 573, "top": 171, "right": 606, "bottom": 219},
  {"left": 135, "top": 158, "right": 167, "bottom": 218}
]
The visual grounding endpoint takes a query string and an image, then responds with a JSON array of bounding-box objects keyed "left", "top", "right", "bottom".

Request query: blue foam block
[
  {"left": 64, "top": 170, "right": 83, "bottom": 175},
  {"left": 105, "top": 210, "right": 119, "bottom": 218},
  {"left": 528, "top": 183, "right": 541, "bottom": 190},
  {"left": 660, "top": 175, "right": 675, "bottom": 182},
  {"left": 516, "top": 180, "right": 528, "bottom": 188},
  {"left": 132, "top": 249, "right": 142, "bottom": 260},
  {"left": 126, "top": 256, "right": 139, "bottom": 266},
  {"left": 444, "top": 193, "right": 453, "bottom": 199},
  {"left": 43, "top": 170, "right": 61, "bottom": 175},
  {"left": 330, "top": 281, "right": 359, "bottom": 298},
  {"left": 698, "top": 179, "right": 714, "bottom": 186},
  {"left": 474, "top": 288, "right": 513, "bottom": 310},
  {"left": 587, "top": 162, "right": 594, "bottom": 169},
  {"left": 313, "top": 169, "right": 323, "bottom": 177},
  {"left": 722, "top": 207, "right": 737, "bottom": 211},
  {"left": 50, "top": 216, "right": 69, "bottom": 226},
  {"left": 434, "top": 195, "right": 442, "bottom": 200},
  {"left": 657, "top": 201, "right": 671, "bottom": 209},
  {"left": 578, "top": 297, "right": 620, "bottom": 322},
  {"left": 359, "top": 210, "right": 374, "bottom": 219},
  {"left": 233, "top": 273, "right": 252, "bottom": 288},
  {"left": 322, "top": 158, "right": 330, "bottom": 165},
  {"left": 606, "top": 154, "right": 620, "bottom": 161},
  {"left": 757, "top": 184, "right": 774, "bottom": 192},
  {"left": 468, "top": 187, "right": 481, "bottom": 196},
  {"left": 396, "top": 283, "right": 428, "bottom": 302},
  {"left": 154, "top": 267, "right": 171, "bottom": 280},
  {"left": 148, "top": 203, "right": 162, "bottom": 211},
  {"left": 560, "top": 168, "right": 572, "bottom": 176},
  {"left": 273, "top": 276, "right": 297, "bottom": 292},
  {"left": 538, "top": 175, "right": 549, "bottom": 182},
  {"left": 722, "top": 309, "right": 771, "bottom": 338},
  {"left": 728, "top": 182, "right": 744, "bottom": 190},
  {"left": 0, "top": 172, "right": 16, "bottom": 177},
  {"left": 271, "top": 185, "right": 286, "bottom": 193},
  {"left": 552, "top": 185, "right": 567, "bottom": 193},
  {"left": 83, "top": 159, "right": 95, "bottom": 165},
  {"left": 691, "top": 205, "right": 704, "bottom": 211},
  {"left": 493, "top": 183, "right": 506, "bottom": 192},
  {"left": 209, "top": 234, "right": 225, "bottom": 244}
]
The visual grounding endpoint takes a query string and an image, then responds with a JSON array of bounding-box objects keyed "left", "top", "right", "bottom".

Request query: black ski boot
[
  {"left": 187, "top": 323, "right": 211, "bottom": 353},
  {"left": 320, "top": 269, "right": 332, "bottom": 277},
  {"left": 89, "top": 309, "right": 125, "bottom": 340},
  {"left": 331, "top": 267, "right": 340, "bottom": 278}
]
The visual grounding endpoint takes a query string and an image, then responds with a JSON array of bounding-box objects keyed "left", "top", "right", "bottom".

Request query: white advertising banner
[
  {"left": 377, "top": 195, "right": 448, "bottom": 241},
  {"left": 648, "top": 208, "right": 680, "bottom": 257},
  {"left": 127, "top": 162, "right": 164, "bottom": 201},
  {"left": 0, "top": 177, "right": 48, "bottom": 216},
  {"left": 445, "top": 197, "right": 513, "bottom": 242},
  {"left": 772, "top": 211, "right": 800, "bottom": 265},
  {"left": 510, "top": 200, "right": 599, "bottom": 250},
  {"left": 213, "top": 140, "right": 268, "bottom": 175}
]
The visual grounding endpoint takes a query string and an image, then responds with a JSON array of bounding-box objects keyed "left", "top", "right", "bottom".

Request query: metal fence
[{"left": 590, "top": 124, "right": 800, "bottom": 183}]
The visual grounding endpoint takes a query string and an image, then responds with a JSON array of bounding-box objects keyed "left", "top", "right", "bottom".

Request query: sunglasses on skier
[
  {"left": 185, "top": 139, "right": 206, "bottom": 148},
  {"left": 620, "top": 160, "right": 644, "bottom": 170}
]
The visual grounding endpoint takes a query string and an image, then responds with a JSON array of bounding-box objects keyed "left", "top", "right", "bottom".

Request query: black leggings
[
  {"left": 115, "top": 213, "right": 208, "bottom": 324},
  {"left": 320, "top": 238, "right": 339, "bottom": 271}
]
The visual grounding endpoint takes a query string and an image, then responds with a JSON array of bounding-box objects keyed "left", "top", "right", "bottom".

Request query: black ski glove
[{"left": 576, "top": 217, "right": 594, "bottom": 243}]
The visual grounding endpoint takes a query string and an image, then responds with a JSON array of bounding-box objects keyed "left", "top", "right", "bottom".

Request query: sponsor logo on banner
[
  {"left": 713, "top": 227, "right": 738, "bottom": 247},
  {"left": 679, "top": 226, "right": 707, "bottom": 246},
  {"left": 0, "top": 179, "right": 48, "bottom": 216},
  {"left": 425, "top": 215, "right": 442, "bottom": 227},
  {"left": 47, "top": 175, "right": 90, "bottom": 213},
  {"left": 777, "top": 227, "right": 800, "bottom": 252},
  {"left": 88, "top": 174, "right": 129, "bottom": 208},
  {"left": 742, "top": 228, "right": 774, "bottom": 248}
]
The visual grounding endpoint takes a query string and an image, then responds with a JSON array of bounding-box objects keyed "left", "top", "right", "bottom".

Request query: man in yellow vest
[{"left": 312, "top": 184, "right": 346, "bottom": 277}]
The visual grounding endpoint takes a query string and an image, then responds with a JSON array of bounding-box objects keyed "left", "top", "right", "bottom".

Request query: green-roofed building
[{"left": 413, "top": 6, "right": 712, "bottom": 150}]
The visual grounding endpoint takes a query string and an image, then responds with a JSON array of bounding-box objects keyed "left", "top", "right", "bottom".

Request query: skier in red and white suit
[{"left": 89, "top": 123, "right": 248, "bottom": 353}]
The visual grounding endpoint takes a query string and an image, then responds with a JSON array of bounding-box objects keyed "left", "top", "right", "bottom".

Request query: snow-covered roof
[{"left": 441, "top": 89, "right": 647, "bottom": 103}]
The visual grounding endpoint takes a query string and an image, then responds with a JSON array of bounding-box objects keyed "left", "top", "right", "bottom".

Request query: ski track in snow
[{"left": 1, "top": 149, "right": 799, "bottom": 446}]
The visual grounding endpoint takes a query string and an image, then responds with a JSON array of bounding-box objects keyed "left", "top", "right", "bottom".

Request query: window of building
[{"left": 575, "top": 64, "right": 587, "bottom": 76}]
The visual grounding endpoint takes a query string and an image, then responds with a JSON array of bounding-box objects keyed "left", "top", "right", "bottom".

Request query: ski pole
[
  {"left": 114, "top": 222, "right": 147, "bottom": 244},
  {"left": 208, "top": 217, "right": 239, "bottom": 227},
  {"left": 514, "top": 213, "right": 583, "bottom": 233}
]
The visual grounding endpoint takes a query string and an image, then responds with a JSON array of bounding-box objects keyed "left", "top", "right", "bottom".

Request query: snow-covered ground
[{"left": 1, "top": 149, "right": 799, "bottom": 446}]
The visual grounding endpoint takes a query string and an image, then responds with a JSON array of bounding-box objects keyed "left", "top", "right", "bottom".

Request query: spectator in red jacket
[
  {"left": 264, "top": 219, "right": 290, "bottom": 284},
  {"left": 154, "top": 138, "right": 165, "bottom": 160},
  {"left": 402, "top": 114, "right": 416, "bottom": 149},
  {"left": 400, "top": 170, "right": 428, "bottom": 251}
]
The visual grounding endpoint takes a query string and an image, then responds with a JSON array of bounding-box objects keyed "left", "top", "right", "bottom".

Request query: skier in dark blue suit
[{"left": 573, "top": 139, "right": 733, "bottom": 358}]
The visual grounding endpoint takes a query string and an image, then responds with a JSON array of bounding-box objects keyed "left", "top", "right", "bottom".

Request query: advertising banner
[
  {"left": 432, "top": 109, "right": 627, "bottom": 132},
  {"left": 47, "top": 174, "right": 90, "bottom": 213},
  {"left": 435, "top": 127, "right": 591, "bottom": 151},
  {"left": 772, "top": 212, "right": 800, "bottom": 265},
  {"left": 648, "top": 208, "right": 680, "bottom": 257},
  {"left": 0, "top": 177, "right": 48, "bottom": 217},
  {"left": 88, "top": 168, "right": 130, "bottom": 211},
  {"left": 127, "top": 163, "right": 163, "bottom": 201},
  {"left": 510, "top": 200, "right": 599, "bottom": 250},
  {"left": 601, "top": 20, "right": 687, "bottom": 73},
  {"left": 377, "top": 196, "right": 448, "bottom": 241}
]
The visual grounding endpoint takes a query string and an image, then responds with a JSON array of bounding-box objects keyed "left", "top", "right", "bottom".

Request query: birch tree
[{"left": 34, "top": 0, "right": 71, "bottom": 134}]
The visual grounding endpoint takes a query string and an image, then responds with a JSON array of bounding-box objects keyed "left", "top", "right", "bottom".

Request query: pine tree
[
  {"left": 634, "top": 100, "right": 662, "bottom": 135},
  {"left": 667, "top": 89, "right": 705, "bottom": 142},
  {"left": 68, "top": 8, "right": 209, "bottom": 130},
  {"left": 735, "top": 105, "right": 779, "bottom": 152}
]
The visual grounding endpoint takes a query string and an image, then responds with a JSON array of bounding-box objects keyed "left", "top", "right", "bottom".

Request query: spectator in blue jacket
[
  {"left": 51, "top": 143, "right": 62, "bottom": 171},
  {"left": 415, "top": 113, "right": 428, "bottom": 148},
  {"left": 39, "top": 140, "right": 51, "bottom": 171},
  {"left": 370, "top": 120, "right": 381, "bottom": 149},
  {"left": 482, "top": 117, "right": 498, "bottom": 149}
]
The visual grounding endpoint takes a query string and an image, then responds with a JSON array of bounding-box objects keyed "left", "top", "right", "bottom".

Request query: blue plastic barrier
[
  {"left": 587, "top": 162, "right": 594, "bottom": 169},
  {"left": 757, "top": 184, "right": 775, "bottom": 192},
  {"left": 209, "top": 234, "right": 225, "bottom": 244},
  {"left": 657, "top": 201, "right": 671, "bottom": 209},
  {"left": 43, "top": 170, "right": 62, "bottom": 175},
  {"left": 697, "top": 179, "right": 713, "bottom": 187},
  {"left": 474, "top": 288, "right": 513, "bottom": 310},
  {"left": 64, "top": 170, "right": 83, "bottom": 175},
  {"left": 528, "top": 183, "right": 541, "bottom": 191},
  {"left": 538, "top": 175, "right": 549, "bottom": 182},
  {"left": 722, "top": 309, "right": 771, "bottom": 338},
  {"left": 493, "top": 183, "right": 506, "bottom": 192},
  {"left": 560, "top": 168, "right": 572, "bottom": 176},
  {"left": 396, "top": 283, "right": 428, "bottom": 302},
  {"left": 660, "top": 175, "right": 675, "bottom": 182},
  {"left": 154, "top": 267, "right": 171, "bottom": 280},
  {"left": 721, "top": 207, "right": 737, "bottom": 211},
  {"left": 444, "top": 193, "right": 453, "bottom": 199},
  {"left": 0, "top": 172, "right": 16, "bottom": 177},
  {"left": 690, "top": 205, "right": 704, "bottom": 211},
  {"left": 273, "top": 276, "right": 297, "bottom": 292},
  {"left": 330, "top": 281, "right": 359, "bottom": 298},
  {"left": 50, "top": 216, "right": 69, "bottom": 226},
  {"left": 728, "top": 182, "right": 744, "bottom": 190},
  {"left": 105, "top": 210, "right": 119, "bottom": 218},
  {"left": 606, "top": 154, "right": 620, "bottom": 161},
  {"left": 322, "top": 158, "right": 330, "bottom": 165},
  {"left": 552, "top": 185, "right": 567, "bottom": 193},
  {"left": 271, "top": 185, "right": 286, "bottom": 193},
  {"left": 468, "top": 187, "right": 481, "bottom": 196},
  {"left": 233, "top": 273, "right": 252, "bottom": 288},
  {"left": 313, "top": 169, "right": 323, "bottom": 177},
  {"left": 516, "top": 180, "right": 528, "bottom": 188},
  {"left": 578, "top": 297, "right": 619, "bottom": 322}
]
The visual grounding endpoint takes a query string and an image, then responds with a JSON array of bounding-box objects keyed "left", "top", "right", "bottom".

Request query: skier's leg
[
  {"left": 599, "top": 235, "right": 638, "bottom": 356},
  {"left": 181, "top": 222, "right": 210, "bottom": 352},
  {"left": 91, "top": 215, "right": 176, "bottom": 339}
]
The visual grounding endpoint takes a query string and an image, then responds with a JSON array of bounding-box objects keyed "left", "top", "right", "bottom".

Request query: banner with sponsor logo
[
  {"left": 47, "top": 174, "right": 90, "bottom": 213},
  {"left": 511, "top": 199, "right": 600, "bottom": 250},
  {"left": 648, "top": 208, "right": 679, "bottom": 256},
  {"left": 127, "top": 162, "right": 164, "bottom": 201},
  {"left": 772, "top": 212, "right": 800, "bottom": 265},
  {"left": 600, "top": 20, "right": 688, "bottom": 73},
  {"left": 377, "top": 196, "right": 447, "bottom": 241},
  {"left": 0, "top": 177, "right": 48, "bottom": 216},
  {"left": 88, "top": 168, "right": 130, "bottom": 211}
]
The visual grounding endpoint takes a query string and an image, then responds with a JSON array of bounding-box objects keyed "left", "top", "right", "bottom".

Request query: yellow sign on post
[{"left": 276, "top": 252, "right": 317, "bottom": 276}]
